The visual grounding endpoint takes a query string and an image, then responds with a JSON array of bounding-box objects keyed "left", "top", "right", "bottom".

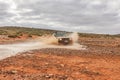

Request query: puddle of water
[
  {"left": 0, "top": 40, "right": 86, "bottom": 60},
  {"left": 0, "top": 41, "right": 44, "bottom": 59}
]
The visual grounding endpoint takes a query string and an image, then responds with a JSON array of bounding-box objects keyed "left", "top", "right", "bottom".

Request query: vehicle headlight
[{"left": 59, "top": 38, "right": 62, "bottom": 40}]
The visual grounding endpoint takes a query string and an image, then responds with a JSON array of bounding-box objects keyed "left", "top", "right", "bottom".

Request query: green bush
[{"left": 8, "top": 35, "right": 18, "bottom": 38}]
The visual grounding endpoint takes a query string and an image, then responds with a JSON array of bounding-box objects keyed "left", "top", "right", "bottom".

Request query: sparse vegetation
[
  {"left": 79, "top": 33, "right": 120, "bottom": 38},
  {"left": 0, "top": 26, "right": 120, "bottom": 38},
  {"left": 8, "top": 35, "right": 18, "bottom": 38},
  {"left": 0, "top": 26, "right": 56, "bottom": 37}
]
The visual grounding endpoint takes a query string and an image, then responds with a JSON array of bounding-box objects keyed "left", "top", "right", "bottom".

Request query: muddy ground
[{"left": 0, "top": 37, "right": 120, "bottom": 80}]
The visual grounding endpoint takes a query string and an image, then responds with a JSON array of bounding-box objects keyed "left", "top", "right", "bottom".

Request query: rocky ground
[{"left": 0, "top": 37, "right": 120, "bottom": 80}]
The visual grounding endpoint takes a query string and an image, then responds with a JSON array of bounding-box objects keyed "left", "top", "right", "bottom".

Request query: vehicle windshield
[{"left": 54, "top": 32, "right": 68, "bottom": 37}]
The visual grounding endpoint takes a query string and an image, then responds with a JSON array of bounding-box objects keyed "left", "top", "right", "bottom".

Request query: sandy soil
[{"left": 0, "top": 36, "right": 120, "bottom": 80}]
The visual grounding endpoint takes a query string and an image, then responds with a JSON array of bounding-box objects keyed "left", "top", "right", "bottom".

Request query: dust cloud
[
  {"left": 0, "top": 32, "right": 86, "bottom": 60},
  {"left": 69, "top": 32, "right": 79, "bottom": 43},
  {"left": 42, "top": 32, "right": 79, "bottom": 45},
  {"left": 41, "top": 36, "right": 58, "bottom": 45}
]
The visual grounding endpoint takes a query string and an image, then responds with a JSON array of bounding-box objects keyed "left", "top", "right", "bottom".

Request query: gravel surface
[{"left": 0, "top": 37, "right": 120, "bottom": 80}]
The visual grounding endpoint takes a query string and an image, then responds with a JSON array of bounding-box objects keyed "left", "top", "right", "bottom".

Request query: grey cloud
[
  {"left": 0, "top": 0, "right": 120, "bottom": 34},
  {"left": 0, "top": 1, "right": 15, "bottom": 21}
]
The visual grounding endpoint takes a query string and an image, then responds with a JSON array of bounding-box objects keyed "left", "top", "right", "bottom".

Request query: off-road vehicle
[{"left": 54, "top": 32, "right": 73, "bottom": 45}]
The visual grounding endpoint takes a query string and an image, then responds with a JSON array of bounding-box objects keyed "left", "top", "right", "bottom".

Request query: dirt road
[
  {"left": 0, "top": 39, "right": 85, "bottom": 60},
  {"left": 0, "top": 37, "right": 120, "bottom": 80}
]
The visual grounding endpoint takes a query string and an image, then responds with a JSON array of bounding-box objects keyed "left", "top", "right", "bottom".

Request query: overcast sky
[{"left": 0, "top": 0, "right": 120, "bottom": 34}]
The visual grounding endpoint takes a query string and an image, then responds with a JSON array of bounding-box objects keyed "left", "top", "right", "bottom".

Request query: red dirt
[{"left": 0, "top": 37, "right": 120, "bottom": 80}]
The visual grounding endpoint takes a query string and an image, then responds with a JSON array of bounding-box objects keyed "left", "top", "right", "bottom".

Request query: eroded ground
[{"left": 0, "top": 37, "right": 120, "bottom": 80}]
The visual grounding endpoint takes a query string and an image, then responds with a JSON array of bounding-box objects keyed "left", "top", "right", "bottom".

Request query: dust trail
[
  {"left": 69, "top": 32, "right": 79, "bottom": 43},
  {"left": 41, "top": 36, "right": 58, "bottom": 45},
  {"left": 0, "top": 33, "right": 86, "bottom": 60}
]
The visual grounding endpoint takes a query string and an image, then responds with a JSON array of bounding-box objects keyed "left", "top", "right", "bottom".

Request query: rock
[
  {"left": 60, "top": 64, "right": 64, "bottom": 67},
  {"left": 8, "top": 70, "right": 18, "bottom": 74}
]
